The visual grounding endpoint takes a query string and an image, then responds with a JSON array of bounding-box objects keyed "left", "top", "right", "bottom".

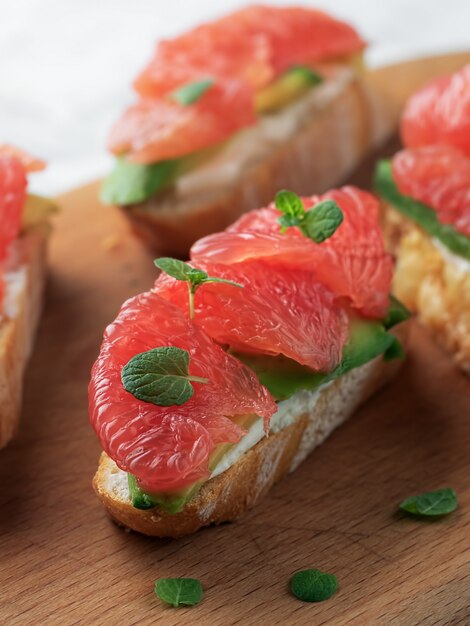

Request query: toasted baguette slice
[
  {"left": 382, "top": 206, "right": 470, "bottom": 373},
  {"left": 0, "top": 224, "right": 49, "bottom": 448},
  {"left": 123, "top": 69, "right": 397, "bottom": 256},
  {"left": 94, "top": 322, "right": 407, "bottom": 538}
]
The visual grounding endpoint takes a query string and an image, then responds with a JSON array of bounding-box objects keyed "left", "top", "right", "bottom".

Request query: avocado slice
[
  {"left": 255, "top": 65, "right": 323, "bottom": 113},
  {"left": 128, "top": 474, "right": 200, "bottom": 514},
  {"left": 374, "top": 160, "right": 470, "bottom": 261},
  {"left": 127, "top": 415, "right": 258, "bottom": 513},
  {"left": 235, "top": 316, "right": 400, "bottom": 401},
  {"left": 100, "top": 157, "right": 179, "bottom": 206}
]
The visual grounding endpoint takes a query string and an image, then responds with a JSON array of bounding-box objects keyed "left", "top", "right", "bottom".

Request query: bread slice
[
  {"left": 0, "top": 223, "right": 49, "bottom": 448},
  {"left": 382, "top": 207, "right": 470, "bottom": 373},
  {"left": 122, "top": 69, "right": 397, "bottom": 256},
  {"left": 93, "top": 322, "right": 407, "bottom": 537}
]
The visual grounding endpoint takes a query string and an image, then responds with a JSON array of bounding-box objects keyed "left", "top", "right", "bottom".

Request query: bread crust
[
  {"left": 121, "top": 72, "right": 395, "bottom": 256},
  {"left": 382, "top": 205, "right": 470, "bottom": 373},
  {"left": 94, "top": 323, "right": 408, "bottom": 538},
  {"left": 0, "top": 225, "right": 49, "bottom": 448}
]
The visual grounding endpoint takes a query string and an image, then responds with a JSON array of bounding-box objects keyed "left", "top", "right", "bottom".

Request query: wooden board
[{"left": 1, "top": 53, "right": 470, "bottom": 626}]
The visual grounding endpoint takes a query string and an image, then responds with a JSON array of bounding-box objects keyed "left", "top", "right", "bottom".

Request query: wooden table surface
[{"left": 1, "top": 53, "right": 469, "bottom": 626}]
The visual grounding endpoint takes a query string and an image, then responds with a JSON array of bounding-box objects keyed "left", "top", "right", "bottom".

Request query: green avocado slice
[
  {"left": 100, "top": 158, "right": 179, "bottom": 206},
  {"left": 235, "top": 316, "right": 400, "bottom": 401},
  {"left": 374, "top": 160, "right": 470, "bottom": 261},
  {"left": 127, "top": 299, "right": 409, "bottom": 512}
]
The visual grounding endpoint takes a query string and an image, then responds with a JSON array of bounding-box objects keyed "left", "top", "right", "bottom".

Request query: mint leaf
[
  {"left": 155, "top": 578, "right": 203, "bottom": 608},
  {"left": 399, "top": 488, "right": 458, "bottom": 517},
  {"left": 301, "top": 200, "right": 343, "bottom": 243},
  {"left": 171, "top": 78, "right": 214, "bottom": 105},
  {"left": 275, "top": 190, "right": 343, "bottom": 242},
  {"left": 155, "top": 258, "right": 202, "bottom": 282},
  {"left": 101, "top": 158, "right": 177, "bottom": 205},
  {"left": 275, "top": 189, "right": 305, "bottom": 220},
  {"left": 374, "top": 160, "right": 470, "bottom": 261},
  {"left": 155, "top": 257, "right": 243, "bottom": 318},
  {"left": 121, "top": 347, "right": 208, "bottom": 407},
  {"left": 290, "top": 569, "right": 338, "bottom": 603}
]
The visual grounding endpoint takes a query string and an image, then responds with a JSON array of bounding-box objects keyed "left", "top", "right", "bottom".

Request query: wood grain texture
[{"left": 0, "top": 53, "right": 469, "bottom": 625}]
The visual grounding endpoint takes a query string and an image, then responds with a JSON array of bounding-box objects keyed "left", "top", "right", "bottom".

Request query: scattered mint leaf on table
[
  {"left": 170, "top": 78, "right": 214, "bottom": 105},
  {"left": 399, "top": 488, "right": 458, "bottom": 517},
  {"left": 155, "top": 577, "right": 203, "bottom": 607},
  {"left": 275, "top": 189, "right": 343, "bottom": 242},
  {"left": 121, "top": 346, "right": 208, "bottom": 406},
  {"left": 155, "top": 257, "right": 243, "bottom": 319},
  {"left": 290, "top": 569, "right": 338, "bottom": 602}
]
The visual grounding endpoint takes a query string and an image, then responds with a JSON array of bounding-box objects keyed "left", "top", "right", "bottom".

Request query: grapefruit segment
[
  {"left": 155, "top": 260, "right": 349, "bottom": 372},
  {"left": 401, "top": 64, "right": 470, "bottom": 156},
  {"left": 134, "top": 6, "right": 365, "bottom": 97},
  {"left": 191, "top": 187, "right": 392, "bottom": 319},
  {"left": 89, "top": 291, "right": 276, "bottom": 493},
  {"left": 392, "top": 145, "right": 470, "bottom": 237},
  {"left": 108, "top": 80, "right": 256, "bottom": 163},
  {"left": 0, "top": 154, "right": 27, "bottom": 263},
  {"left": 0, "top": 152, "right": 28, "bottom": 306}
]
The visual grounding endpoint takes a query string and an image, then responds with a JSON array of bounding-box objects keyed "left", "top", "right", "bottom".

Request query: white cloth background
[{"left": 1, "top": 0, "right": 469, "bottom": 195}]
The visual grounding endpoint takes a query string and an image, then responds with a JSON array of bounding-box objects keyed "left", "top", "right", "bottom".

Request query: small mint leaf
[
  {"left": 399, "top": 488, "right": 458, "bottom": 517},
  {"left": 186, "top": 267, "right": 208, "bottom": 285},
  {"left": 122, "top": 346, "right": 208, "bottom": 407},
  {"left": 275, "top": 189, "right": 305, "bottom": 219},
  {"left": 290, "top": 569, "right": 338, "bottom": 603},
  {"left": 203, "top": 277, "right": 244, "bottom": 289},
  {"left": 155, "top": 578, "right": 203, "bottom": 608},
  {"left": 301, "top": 200, "right": 343, "bottom": 243},
  {"left": 170, "top": 78, "right": 214, "bottom": 105},
  {"left": 155, "top": 257, "right": 204, "bottom": 282},
  {"left": 278, "top": 214, "right": 303, "bottom": 232}
]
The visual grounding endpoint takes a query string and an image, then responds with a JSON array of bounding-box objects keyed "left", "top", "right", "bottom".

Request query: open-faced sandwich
[
  {"left": 90, "top": 186, "right": 409, "bottom": 537},
  {"left": 0, "top": 145, "right": 55, "bottom": 448},
  {"left": 375, "top": 64, "right": 470, "bottom": 373},
  {"left": 101, "top": 5, "right": 396, "bottom": 255}
]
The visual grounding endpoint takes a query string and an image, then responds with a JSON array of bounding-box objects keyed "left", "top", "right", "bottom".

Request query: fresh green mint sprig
[
  {"left": 275, "top": 189, "right": 343, "bottom": 242},
  {"left": 155, "top": 257, "right": 243, "bottom": 319}
]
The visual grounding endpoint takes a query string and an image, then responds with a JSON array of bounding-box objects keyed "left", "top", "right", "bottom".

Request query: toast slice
[
  {"left": 94, "top": 322, "right": 407, "bottom": 538},
  {"left": 382, "top": 207, "right": 470, "bottom": 373},
  {"left": 0, "top": 222, "right": 49, "bottom": 448},
  {"left": 122, "top": 69, "right": 397, "bottom": 256}
]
